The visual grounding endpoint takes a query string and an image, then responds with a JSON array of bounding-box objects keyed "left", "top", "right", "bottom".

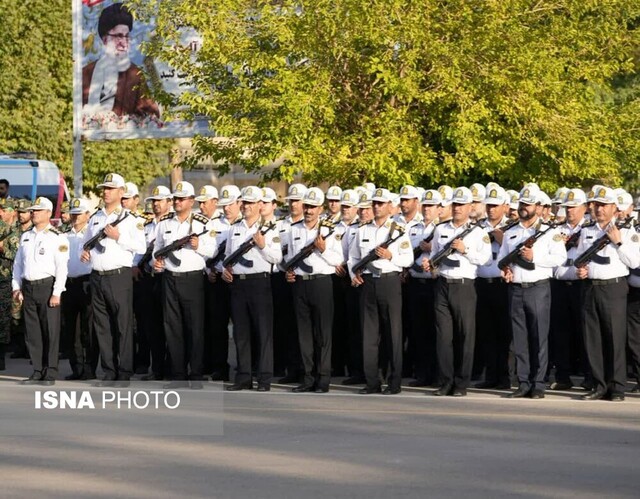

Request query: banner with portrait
[{"left": 73, "top": 0, "right": 210, "bottom": 140}]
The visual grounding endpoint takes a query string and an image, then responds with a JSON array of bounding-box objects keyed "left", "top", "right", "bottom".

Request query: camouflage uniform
[
  {"left": 0, "top": 201, "right": 20, "bottom": 345},
  {"left": 9, "top": 199, "right": 32, "bottom": 356}
]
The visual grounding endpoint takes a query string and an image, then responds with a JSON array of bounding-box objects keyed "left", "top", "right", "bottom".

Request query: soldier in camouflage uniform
[
  {"left": 0, "top": 199, "right": 20, "bottom": 369},
  {"left": 59, "top": 201, "right": 71, "bottom": 232}
]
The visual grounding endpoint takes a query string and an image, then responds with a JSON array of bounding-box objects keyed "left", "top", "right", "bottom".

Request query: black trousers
[
  {"left": 133, "top": 275, "right": 150, "bottom": 372},
  {"left": 62, "top": 275, "right": 98, "bottom": 376},
  {"left": 137, "top": 272, "right": 167, "bottom": 377},
  {"left": 627, "top": 285, "right": 640, "bottom": 383},
  {"left": 331, "top": 274, "right": 349, "bottom": 376},
  {"left": 401, "top": 280, "right": 413, "bottom": 377},
  {"left": 361, "top": 273, "right": 403, "bottom": 390},
  {"left": 230, "top": 276, "right": 273, "bottom": 385},
  {"left": 582, "top": 279, "right": 628, "bottom": 395},
  {"left": 204, "top": 274, "right": 230, "bottom": 375},
  {"left": 162, "top": 270, "right": 204, "bottom": 380},
  {"left": 91, "top": 269, "right": 134, "bottom": 380},
  {"left": 271, "top": 272, "right": 301, "bottom": 376},
  {"left": 476, "top": 278, "right": 511, "bottom": 385},
  {"left": 550, "top": 279, "right": 587, "bottom": 382},
  {"left": 508, "top": 280, "right": 551, "bottom": 391},
  {"left": 292, "top": 275, "right": 334, "bottom": 389},
  {"left": 407, "top": 277, "right": 437, "bottom": 384},
  {"left": 434, "top": 277, "right": 477, "bottom": 389},
  {"left": 344, "top": 279, "right": 363, "bottom": 378},
  {"left": 23, "top": 277, "right": 60, "bottom": 378}
]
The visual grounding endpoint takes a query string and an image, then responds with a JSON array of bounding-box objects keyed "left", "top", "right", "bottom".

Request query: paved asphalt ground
[{"left": 1, "top": 356, "right": 640, "bottom": 498}]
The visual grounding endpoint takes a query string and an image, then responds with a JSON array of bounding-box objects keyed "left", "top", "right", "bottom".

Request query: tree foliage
[
  {"left": 132, "top": 0, "right": 640, "bottom": 191},
  {"left": 0, "top": 0, "right": 173, "bottom": 194}
]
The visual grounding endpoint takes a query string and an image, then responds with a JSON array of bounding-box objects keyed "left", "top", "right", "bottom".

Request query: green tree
[
  {"left": 0, "top": 0, "right": 173, "bottom": 194},
  {"left": 132, "top": 0, "right": 640, "bottom": 191}
]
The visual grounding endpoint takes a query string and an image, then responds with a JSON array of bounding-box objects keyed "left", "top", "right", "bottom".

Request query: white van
[{"left": 0, "top": 154, "right": 70, "bottom": 220}]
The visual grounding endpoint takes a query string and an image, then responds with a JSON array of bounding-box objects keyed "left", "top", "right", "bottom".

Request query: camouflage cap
[
  {"left": 0, "top": 198, "right": 15, "bottom": 210},
  {"left": 15, "top": 199, "right": 31, "bottom": 212},
  {"left": 60, "top": 200, "right": 70, "bottom": 213}
]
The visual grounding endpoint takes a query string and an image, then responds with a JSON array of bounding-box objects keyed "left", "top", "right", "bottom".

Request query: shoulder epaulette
[
  {"left": 89, "top": 209, "right": 100, "bottom": 219},
  {"left": 349, "top": 220, "right": 360, "bottom": 227},
  {"left": 192, "top": 213, "right": 209, "bottom": 225},
  {"left": 359, "top": 220, "right": 373, "bottom": 228},
  {"left": 144, "top": 218, "right": 155, "bottom": 226},
  {"left": 581, "top": 220, "right": 596, "bottom": 228},
  {"left": 276, "top": 215, "right": 286, "bottom": 222},
  {"left": 159, "top": 213, "right": 174, "bottom": 222},
  {"left": 62, "top": 227, "right": 72, "bottom": 234},
  {"left": 503, "top": 222, "right": 520, "bottom": 232},
  {"left": 48, "top": 227, "right": 61, "bottom": 235},
  {"left": 436, "top": 219, "right": 450, "bottom": 227},
  {"left": 291, "top": 219, "right": 304, "bottom": 226}
]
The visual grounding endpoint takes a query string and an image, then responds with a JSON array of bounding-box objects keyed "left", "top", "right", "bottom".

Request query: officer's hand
[
  {"left": 451, "top": 238, "right": 466, "bottom": 254},
  {"left": 576, "top": 265, "right": 589, "bottom": 279},
  {"left": 12, "top": 290, "right": 23, "bottom": 303},
  {"left": 190, "top": 234, "right": 199, "bottom": 251},
  {"left": 419, "top": 241, "right": 431, "bottom": 253},
  {"left": 314, "top": 234, "right": 326, "bottom": 253},
  {"left": 103, "top": 224, "right": 120, "bottom": 241},
  {"left": 422, "top": 258, "right": 431, "bottom": 272},
  {"left": 132, "top": 267, "right": 142, "bottom": 281},
  {"left": 80, "top": 250, "right": 91, "bottom": 263},
  {"left": 253, "top": 230, "right": 266, "bottom": 249},
  {"left": 351, "top": 273, "right": 364, "bottom": 287},
  {"left": 49, "top": 295, "right": 61, "bottom": 308},
  {"left": 335, "top": 264, "right": 347, "bottom": 277},
  {"left": 491, "top": 229, "right": 504, "bottom": 245},
  {"left": 285, "top": 270, "right": 297, "bottom": 283},
  {"left": 375, "top": 246, "right": 392, "bottom": 260},
  {"left": 153, "top": 257, "right": 165, "bottom": 272},
  {"left": 607, "top": 224, "right": 622, "bottom": 245},
  {"left": 519, "top": 246, "right": 534, "bottom": 262},
  {"left": 221, "top": 267, "right": 234, "bottom": 283},
  {"left": 207, "top": 271, "right": 217, "bottom": 283},
  {"left": 501, "top": 267, "right": 513, "bottom": 283}
]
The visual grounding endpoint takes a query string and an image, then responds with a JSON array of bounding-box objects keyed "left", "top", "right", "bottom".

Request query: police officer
[
  {"left": 498, "top": 185, "right": 567, "bottom": 399},
  {"left": 81, "top": 173, "right": 146, "bottom": 387},
  {"left": 223, "top": 186, "right": 282, "bottom": 391},
  {"left": 324, "top": 186, "right": 342, "bottom": 224},
  {"left": 12, "top": 197, "right": 69, "bottom": 385},
  {"left": 628, "top": 220, "right": 640, "bottom": 393},
  {"left": 575, "top": 187, "right": 640, "bottom": 401},
  {"left": 153, "top": 181, "right": 215, "bottom": 389},
  {"left": 59, "top": 201, "right": 71, "bottom": 232},
  {"left": 0, "top": 199, "right": 19, "bottom": 370},
  {"left": 424, "top": 187, "right": 491, "bottom": 396},
  {"left": 284, "top": 187, "right": 343, "bottom": 392},
  {"left": 61, "top": 198, "right": 98, "bottom": 380},
  {"left": 348, "top": 188, "right": 413, "bottom": 394}
]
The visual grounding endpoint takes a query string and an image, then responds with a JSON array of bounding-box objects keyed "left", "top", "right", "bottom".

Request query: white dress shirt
[
  {"left": 284, "top": 219, "right": 344, "bottom": 276},
  {"left": 224, "top": 218, "right": 283, "bottom": 274},
  {"left": 153, "top": 213, "right": 216, "bottom": 272},
  {"left": 408, "top": 220, "right": 436, "bottom": 279},
  {"left": 554, "top": 218, "right": 587, "bottom": 281},
  {"left": 477, "top": 218, "right": 509, "bottom": 279},
  {"left": 65, "top": 225, "right": 92, "bottom": 278}
]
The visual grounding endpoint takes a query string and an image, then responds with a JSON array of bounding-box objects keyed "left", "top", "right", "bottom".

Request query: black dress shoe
[
  {"left": 549, "top": 381, "right": 573, "bottom": 391},
  {"left": 257, "top": 384, "right": 271, "bottom": 392},
  {"left": 530, "top": 389, "right": 545, "bottom": 399},
  {"left": 65, "top": 373, "right": 82, "bottom": 381},
  {"left": 630, "top": 384, "right": 640, "bottom": 394},
  {"left": 190, "top": 380, "right": 204, "bottom": 390},
  {"left": 211, "top": 371, "right": 230, "bottom": 382},
  {"left": 358, "top": 386, "right": 382, "bottom": 394},
  {"left": 94, "top": 378, "right": 116, "bottom": 387},
  {"left": 226, "top": 382, "right": 253, "bottom": 391},
  {"left": 474, "top": 381, "right": 497, "bottom": 389},
  {"left": 141, "top": 373, "right": 163, "bottom": 381},
  {"left": 433, "top": 384, "right": 453, "bottom": 396},
  {"left": 383, "top": 386, "right": 401, "bottom": 395},
  {"left": 315, "top": 387, "right": 329, "bottom": 393},
  {"left": 408, "top": 380, "right": 428, "bottom": 387},
  {"left": 496, "top": 381, "right": 512, "bottom": 390},
  {"left": 278, "top": 374, "right": 301, "bottom": 384},
  {"left": 40, "top": 377, "right": 56, "bottom": 386},
  {"left": 609, "top": 392, "right": 625, "bottom": 402},
  {"left": 452, "top": 388, "right": 467, "bottom": 397},
  {"left": 342, "top": 376, "right": 366, "bottom": 385},
  {"left": 508, "top": 386, "right": 530, "bottom": 398},
  {"left": 580, "top": 380, "right": 594, "bottom": 391},
  {"left": 164, "top": 380, "right": 190, "bottom": 389},
  {"left": 292, "top": 384, "right": 315, "bottom": 393},
  {"left": 21, "top": 372, "right": 43, "bottom": 385},
  {"left": 581, "top": 389, "right": 607, "bottom": 401},
  {"left": 80, "top": 372, "right": 97, "bottom": 381}
]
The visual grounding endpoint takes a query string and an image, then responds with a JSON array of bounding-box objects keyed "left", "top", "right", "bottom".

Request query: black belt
[
  {"left": 295, "top": 274, "right": 330, "bottom": 281},
  {"left": 438, "top": 276, "right": 473, "bottom": 285},
  {"left": 555, "top": 279, "right": 580, "bottom": 286},
  {"left": 67, "top": 275, "right": 90, "bottom": 284},
  {"left": 511, "top": 279, "right": 549, "bottom": 288},
  {"left": 362, "top": 271, "right": 400, "bottom": 279},
  {"left": 92, "top": 267, "right": 127, "bottom": 276},
  {"left": 236, "top": 272, "right": 270, "bottom": 280},
  {"left": 588, "top": 277, "right": 624, "bottom": 286},
  {"left": 165, "top": 269, "right": 203, "bottom": 277},
  {"left": 24, "top": 277, "right": 54, "bottom": 285},
  {"left": 477, "top": 277, "right": 500, "bottom": 284}
]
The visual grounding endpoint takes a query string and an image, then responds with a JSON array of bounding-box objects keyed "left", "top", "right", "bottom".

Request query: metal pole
[{"left": 71, "top": 0, "right": 83, "bottom": 197}]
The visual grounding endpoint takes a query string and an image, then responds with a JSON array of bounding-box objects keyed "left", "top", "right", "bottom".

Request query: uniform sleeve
[
  {"left": 117, "top": 216, "right": 146, "bottom": 255},
  {"left": 390, "top": 233, "right": 413, "bottom": 268},
  {"left": 52, "top": 234, "right": 70, "bottom": 297},
  {"left": 428, "top": 227, "right": 442, "bottom": 260},
  {"left": 533, "top": 229, "right": 567, "bottom": 268},
  {"left": 151, "top": 221, "right": 166, "bottom": 267},
  {"left": 319, "top": 233, "right": 344, "bottom": 267},
  {"left": 617, "top": 228, "right": 640, "bottom": 270},
  {"left": 347, "top": 229, "right": 362, "bottom": 279},
  {"left": 464, "top": 229, "right": 492, "bottom": 266},
  {"left": 11, "top": 239, "right": 24, "bottom": 292},
  {"left": 196, "top": 223, "right": 217, "bottom": 259},
  {"left": 2, "top": 230, "right": 20, "bottom": 261},
  {"left": 259, "top": 228, "right": 283, "bottom": 264}
]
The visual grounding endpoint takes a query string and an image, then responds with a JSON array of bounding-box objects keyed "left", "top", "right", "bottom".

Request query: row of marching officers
[{"left": 6, "top": 173, "right": 640, "bottom": 401}]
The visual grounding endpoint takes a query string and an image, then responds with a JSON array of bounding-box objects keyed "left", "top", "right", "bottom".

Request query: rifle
[
  {"left": 222, "top": 221, "right": 276, "bottom": 268},
  {"left": 154, "top": 229, "right": 208, "bottom": 266},
  {"left": 413, "top": 231, "right": 436, "bottom": 261},
  {"left": 352, "top": 222, "right": 405, "bottom": 275},
  {"left": 573, "top": 217, "right": 633, "bottom": 268},
  {"left": 429, "top": 222, "right": 480, "bottom": 270},
  {"left": 283, "top": 220, "right": 336, "bottom": 273},
  {"left": 206, "top": 239, "right": 226, "bottom": 271},
  {"left": 497, "top": 222, "right": 557, "bottom": 271},
  {"left": 488, "top": 219, "right": 519, "bottom": 243},
  {"left": 83, "top": 212, "right": 130, "bottom": 253},
  {"left": 137, "top": 239, "right": 155, "bottom": 272}
]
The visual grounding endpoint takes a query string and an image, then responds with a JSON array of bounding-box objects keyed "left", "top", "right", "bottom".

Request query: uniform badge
[
  {"left": 39, "top": 248, "right": 45, "bottom": 255},
  {"left": 482, "top": 235, "right": 491, "bottom": 244},
  {"left": 553, "top": 234, "right": 563, "bottom": 242},
  {"left": 336, "top": 234, "right": 342, "bottom": 241},
  {"left": 632, "top": 234, "right": 639, "bottom": 243},
  {"left": 209, "top": 230, "right": 217, "bottom": 237},
  {"left": 59, "top": 245, "right": 68, "bottom": 253},
  {"left": 400, "top": 241, "right": 410, "bottom": 249},
  {"left": 136, "top": 222, "right": 144, "bottom": 230}
]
